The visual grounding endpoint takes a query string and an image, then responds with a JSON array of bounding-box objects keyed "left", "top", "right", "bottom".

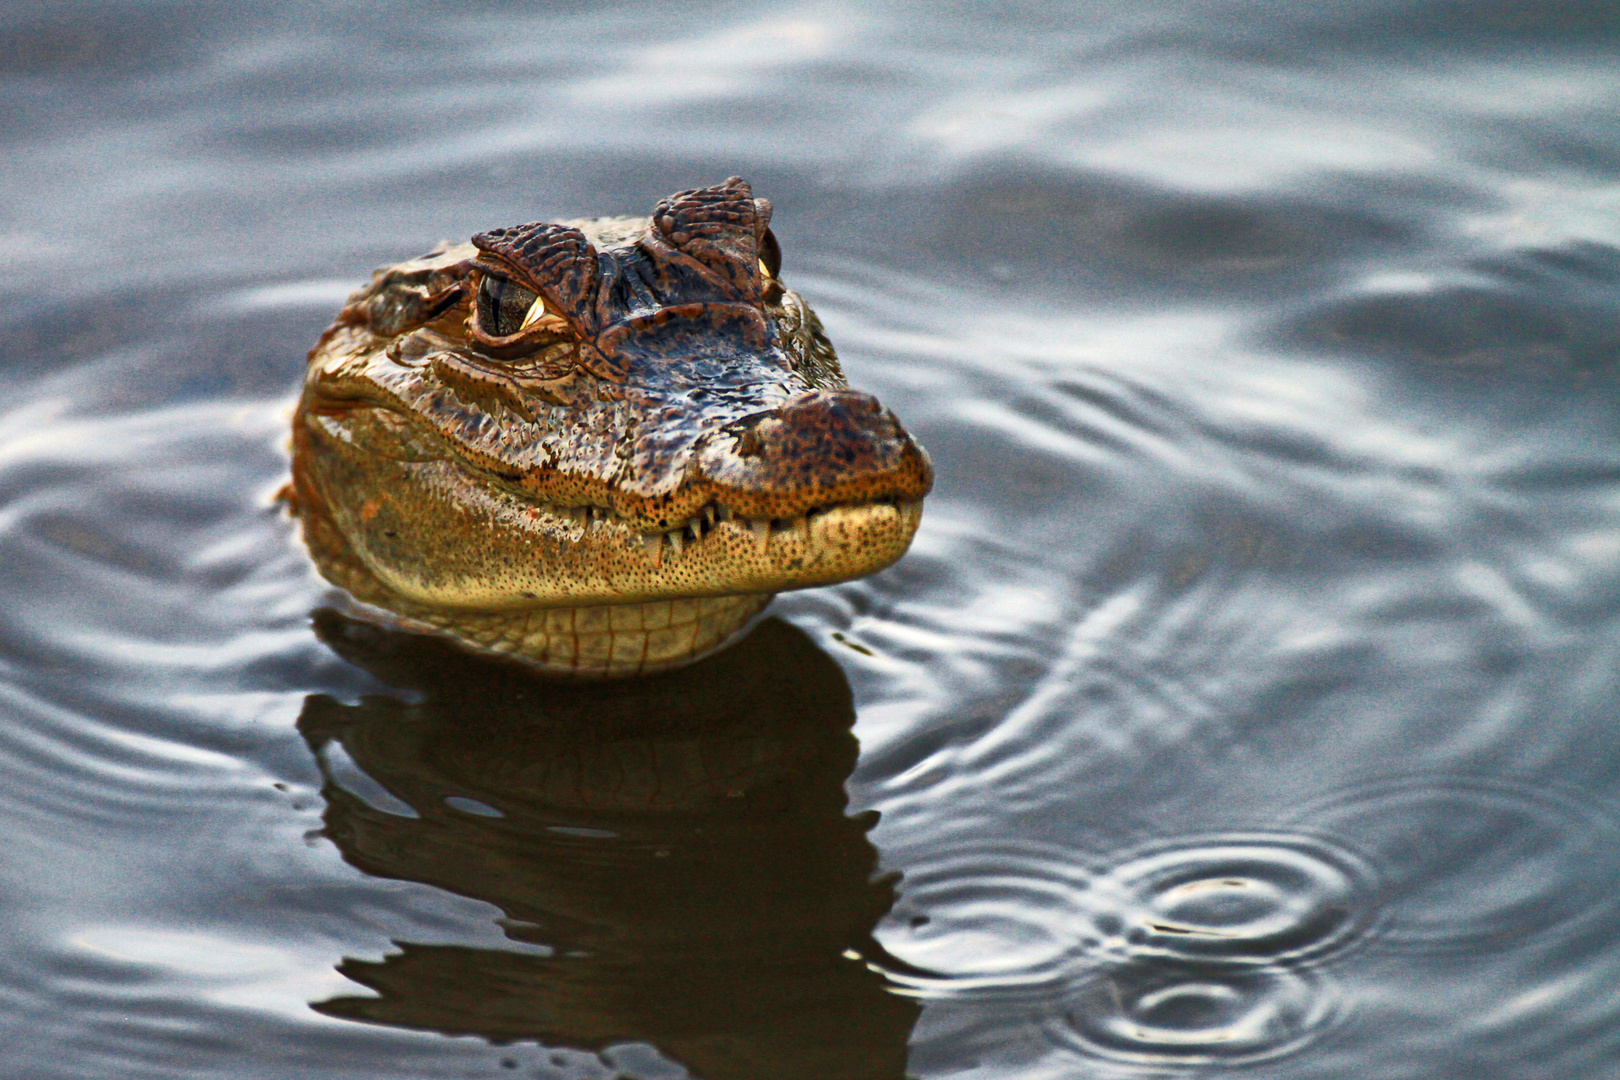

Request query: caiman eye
[
  {"left": 758, "top": 227, "right": 782, "bottom": 281},
  {"left": 476, "top": 274, "right": 544, "bottom": 338}
]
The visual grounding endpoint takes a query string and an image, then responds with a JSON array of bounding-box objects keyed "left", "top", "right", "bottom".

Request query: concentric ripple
[
  {"left": 1287, "top": 777, "right": 1620, "bottom": 951},
  {"left": 1044, "top": 963, "right": 1342, "bottom": 1068},
  {"left": 1088, "top": 833, "right": 1380, "bottom": 966},
  {"left": 874, "top": 832, "right": 1378, "bottom": 1002},
  {"left": 873, "top": 840, "right": 1097, "bottom": 999}
]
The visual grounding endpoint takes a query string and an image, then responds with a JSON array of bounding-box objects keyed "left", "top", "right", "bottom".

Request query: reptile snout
[{"left": 696, "top": 389, "right": 933, "bottom": 518}]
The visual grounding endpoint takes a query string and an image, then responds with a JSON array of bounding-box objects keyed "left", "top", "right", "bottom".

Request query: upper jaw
[
  {"left": 488, "top": 387, "right": 934, "bottom": 532},
  {"left": 319, "top": 346, "right": 931, "bottom": 532},
  {"left": 310, "top": 304, "right": 931, "bottom": 532}
]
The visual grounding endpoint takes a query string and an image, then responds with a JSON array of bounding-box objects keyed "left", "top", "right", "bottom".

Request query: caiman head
[{"left": 290, "top": 177, "right": 931, "bottom": 677}]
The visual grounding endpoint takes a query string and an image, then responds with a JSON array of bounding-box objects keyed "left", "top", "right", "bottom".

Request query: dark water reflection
[
  {"left": 298, "top": 613, "right": 917, "bottom": 1079},
  {"left": 4, "top": 0, "right": 1620, "bottom": 1077}
]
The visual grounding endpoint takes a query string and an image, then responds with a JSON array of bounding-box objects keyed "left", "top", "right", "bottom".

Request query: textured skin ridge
[{"left": 651, "top": 175, "right": 766, "bottom": 301}]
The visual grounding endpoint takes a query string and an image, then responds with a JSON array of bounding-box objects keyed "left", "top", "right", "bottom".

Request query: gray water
[{"left": 4, "top": 2, "right": 1620, "bottom": 1077}]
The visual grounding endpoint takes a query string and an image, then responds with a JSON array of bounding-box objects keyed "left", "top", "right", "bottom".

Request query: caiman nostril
[
  {"left": 735, "top": 389, "right": 898, "bottom": 452},
  {"left": 697, "top": 389, "right": 933, "bottom": 519}
]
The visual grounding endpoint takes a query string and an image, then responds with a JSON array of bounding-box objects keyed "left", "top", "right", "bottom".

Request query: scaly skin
[{"left": 289, "top": 178, "right": 931, "bottom": 677}]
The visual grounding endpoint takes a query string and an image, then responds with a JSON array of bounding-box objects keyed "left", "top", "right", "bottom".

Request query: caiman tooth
[
  {"left": 686, "top": 520, "right": 701, "bottom": 543},
  {"left": 668, "top": 530, "right": 684, "bottom": 558},
  {"left": 703, "top": 506, "right": 716, "bottom": 527},
  {"left": 644, "top": 532, "right": 663, "bottom": 566},
  {"left": 716, "top": 505, "right": 732, "bottom": 523},
  {"left": 901, "top": 499, "right": 923, "bottom": 530},
  {"left": 749, "top": 519, "right": 769, "bottom": 552},
  {"left": 802, "top": 512, "right": 819, "bottom": 551}
]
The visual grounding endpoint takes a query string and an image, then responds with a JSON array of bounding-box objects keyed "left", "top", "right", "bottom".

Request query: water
[{"left": 4, "top": 1, "right": 1620, "bottom": 1076}]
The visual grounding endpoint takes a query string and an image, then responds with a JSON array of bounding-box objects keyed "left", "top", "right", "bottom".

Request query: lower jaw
[
  {"left": 378, "top": 593, "right": 775, "bottom": 678},
  {"left": 296, "top": 484, "right": 780, "bottom": 677}
]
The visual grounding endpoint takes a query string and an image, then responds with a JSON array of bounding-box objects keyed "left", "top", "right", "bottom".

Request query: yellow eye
[
  {"left": 519, "top": 295, "right": 557, "bottom": 331},
  {"left": 476, "top": 274, "right": 540, "bottom": 337},
  {"left": 759, "top": 227, "right": 782, "bottom": 279}
]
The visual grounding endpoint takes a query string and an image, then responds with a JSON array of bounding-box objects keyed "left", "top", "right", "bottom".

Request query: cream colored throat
[{"left": 395, "top": 593, "right": 774, "bottom": 677}]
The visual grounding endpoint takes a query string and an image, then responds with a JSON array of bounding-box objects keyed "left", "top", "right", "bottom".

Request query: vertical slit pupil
[
  {"left": 759, "top": 228, "right": 782, "bottom": 279},
  {"left": 478, "top": 275, "right": 539, "bottom": 337}
]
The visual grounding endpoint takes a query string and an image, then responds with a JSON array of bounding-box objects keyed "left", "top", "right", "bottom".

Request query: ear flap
[
  {"left": 472, "top": 221, "right": 603, "bottom": 334},
  {"left": 651, "top": 176, "right": 766, "bottom": 301}
]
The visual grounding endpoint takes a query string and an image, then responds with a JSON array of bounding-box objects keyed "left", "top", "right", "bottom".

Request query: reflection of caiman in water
[{"left": 297, "top": 609, "right": 918, "bottom": 1078}]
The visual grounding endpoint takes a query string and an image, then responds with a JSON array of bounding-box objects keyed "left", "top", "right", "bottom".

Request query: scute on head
[{"left": 290, "top": 178, "right": 931, "bottom": 677}]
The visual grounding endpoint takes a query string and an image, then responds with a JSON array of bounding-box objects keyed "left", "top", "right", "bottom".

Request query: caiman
[{"left": 288, "top": 177, "right": 931, "bottom": 677}]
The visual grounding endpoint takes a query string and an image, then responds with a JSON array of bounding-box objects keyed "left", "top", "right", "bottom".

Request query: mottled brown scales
[{"left": 291, "top": 178, "right": 931, "bottom": 676}]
